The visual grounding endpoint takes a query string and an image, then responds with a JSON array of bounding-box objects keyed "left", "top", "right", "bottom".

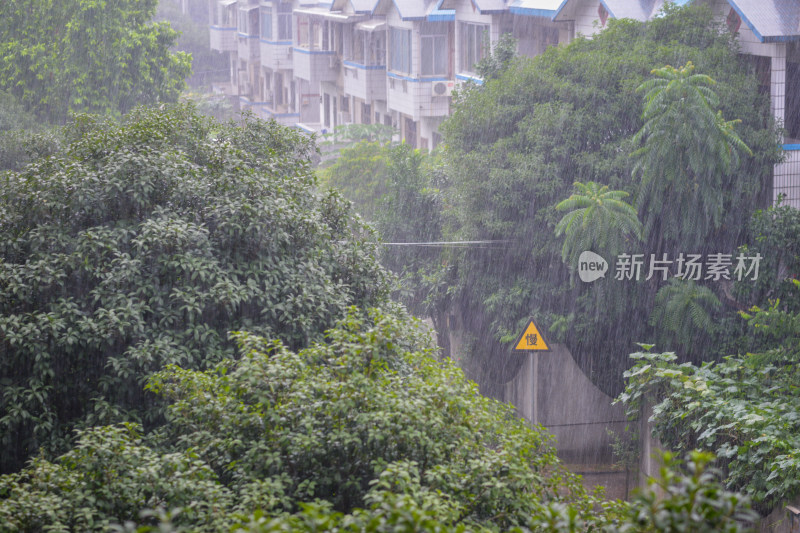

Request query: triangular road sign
[{"left": 513, "top": 318, "right": 550, "bottom": 351}]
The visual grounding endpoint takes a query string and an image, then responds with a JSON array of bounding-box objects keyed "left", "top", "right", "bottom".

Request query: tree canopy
[
  {"left": 0, "top": 0, "right": 192, "bottom": 123},
  {"left": 0, "top": 104, "right": 391, "bottom": 473},
  {"left": 438, "top": 4, "right": 782, "bottom": 396}
]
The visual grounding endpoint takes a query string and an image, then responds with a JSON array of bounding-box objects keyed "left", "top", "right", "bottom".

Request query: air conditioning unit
[{"left": 431, "top": 80, "right": 455, "bottom": 97}]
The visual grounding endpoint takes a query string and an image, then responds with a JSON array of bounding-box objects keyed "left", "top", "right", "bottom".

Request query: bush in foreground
[{"left": 0, "top": 309, "right": 757, "bottom": 532}]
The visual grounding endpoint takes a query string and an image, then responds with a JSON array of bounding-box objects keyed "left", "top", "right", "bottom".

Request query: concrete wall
[{"left": 503, "top": 344, "right": 628, "bottom": 464}]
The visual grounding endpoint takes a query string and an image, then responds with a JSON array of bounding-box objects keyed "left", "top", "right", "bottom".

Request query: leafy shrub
[
  {"left": 147, "top": 307, "right": 592, "bottom": 529},
  {"left": 317, "top": 141, "right": 391, "bottom": 221},
  {"left": 617, "top": 347, "right": 800, "bottom": 515},
  {"left": 0, "top": 310, "right": 757, "bottom": 532},
  {"left": 0, "top": 423, "right": 231, "bottom": 532}
]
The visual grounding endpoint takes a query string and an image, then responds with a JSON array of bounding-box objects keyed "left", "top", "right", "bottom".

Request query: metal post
[{"left": 532, "top": 352, "right": 539, "bottom": 425}]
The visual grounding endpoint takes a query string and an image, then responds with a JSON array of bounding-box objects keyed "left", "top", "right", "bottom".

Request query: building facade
[
  {"left": 207, "top": 0, "right": 572, "bottom": 149},
  {"left": 206, "top": 0, "right": 800, "bottom": 207}
]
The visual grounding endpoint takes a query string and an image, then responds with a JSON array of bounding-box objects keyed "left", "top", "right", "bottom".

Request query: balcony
[
  {"left": 210, "top": 25, "right": 237, "bottom": 52},
  {"left": 260, "top": 39, "right": 292, "bottom": 70},
  {"left": 386, "top": 74, "right": 451, "bottom": 121},
  {"left": 343, "top": 61, "right": 386, "bottom": 103},
  {"left": 292, "top": 48, "right": 339, "bottom": 84}
]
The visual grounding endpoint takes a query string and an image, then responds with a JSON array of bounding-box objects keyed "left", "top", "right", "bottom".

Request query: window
[
  {"left": 261, "top": 6, "right": 272, "bottom": 40},
  {"left": 389, "top": 27, "right": 411, "bottom": 74},
  {"left": 220, "top": 2, "right": 236, "bottom": 26},
  {"left": 351, "top": 31, "right": 365, "bottom": 63},
  {"left": 297, "top": 18, "right": 309, "bottom": 48},
  {"left": 277, "top": 2, "right": 292, "bottom": 40},
  {"left": 421, "top": 23, "right": 447, "bottom": 76},
  {"left": 350, "top": 30, "right": 385, "bottom": 66},
  {"left": 238, "top": 7, "right": 258, "bottom": 35},
  {"left": 370, "top": 31, "right": 386, "bottom": 66},
  {"left": 460, "top": 22, "right": 488, "bottom": 73},
  {"left": 297, "top": 16, "right": 325, "bottom": 50}
]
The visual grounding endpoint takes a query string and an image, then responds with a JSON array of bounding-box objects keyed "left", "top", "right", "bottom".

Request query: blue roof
[
  {"left": 509, "top": 0, "right": 560, "bottom": 17},
  {"left": 727, "top": 0, "right": 800, "bottom": 42},
  {"left": 382, "top": 0, "right": 454, "bottom": 20},
  {"left": 349, "top": 0, "right": 380, "bottom": 13},
  {"left": 553, "top": 0, "right": 687, "bottom": 22},
  {"left": 439, "top": 0, "right": 508, "bottom": 14}
]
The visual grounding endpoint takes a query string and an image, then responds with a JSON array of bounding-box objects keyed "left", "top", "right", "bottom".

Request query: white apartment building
[
  {"left": 207, "top": 0, "right": 800, "bottom": 206},
  {"left": 208, "top": 0, "right": 571, "bottom": 149}
]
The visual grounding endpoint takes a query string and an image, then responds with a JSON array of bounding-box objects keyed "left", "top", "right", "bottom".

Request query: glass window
[
  {"left": 261, "top": 7, "right": 272, "bottom": 40},
  {"left": 460, "top": 23, "right": 488, "bottom": 73},
  {"left": 277, "top": 2, "right": 292, "bottom": 40},
  {"left": 351, "top": 30, "right": 365, "bottom": 63},
  {"left": 389, "top": 27, "right": 411, "bottom": 74},
  {"left": 370, "top": 31, "right": 386, "bottom": 66},
  {"left": 297, "top": 17, "right": 310, "bottom": 47},
  {"left": 421, "top": 23, "right": 447, "bottom": 76},
  {"left": 209, "top": 0, "right": 219, "bottom": 25}
]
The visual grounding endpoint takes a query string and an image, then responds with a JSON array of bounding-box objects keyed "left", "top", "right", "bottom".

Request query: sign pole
[
  {"left": 513, "top": 317, "right": 550, "bottom": 427},
  {"left": 532, "top": 351, "right": 539, "bottom": 425}
]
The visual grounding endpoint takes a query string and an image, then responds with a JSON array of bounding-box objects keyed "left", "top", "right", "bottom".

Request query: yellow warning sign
[{"left": 513, "top": 319, "right": 550, "bottom": 351}]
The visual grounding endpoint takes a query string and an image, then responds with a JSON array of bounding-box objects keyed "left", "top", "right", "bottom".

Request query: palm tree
[
  {"left": 554, "top": 181, "right": 643, "bottom": 266},
  {"left": 631, "top": 62, "right": 752, "bottom": 249},
  {"left": 649, "top": 278, "right": 721, "bottom": 355}
]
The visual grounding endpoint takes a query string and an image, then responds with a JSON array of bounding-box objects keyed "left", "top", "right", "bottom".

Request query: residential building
[
  {"left": 205, "top": 0, "right": 800, "bottom": 205},
  {"left": 206, "top": 0, "right": 570, "bottom": 149}
]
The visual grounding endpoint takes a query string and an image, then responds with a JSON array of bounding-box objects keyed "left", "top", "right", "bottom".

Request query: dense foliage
[
  {"left": 0, "top": 309, "right": 757, "bottom": 532},
  {"left": 618, "top": 346, "right": 799, "bottom": 515},
  {"left": 0, "top": 0, "right": 191, "bottom": 123},
  {"left": 0, "top": 91, "right": 62, "bottom": 172},
  {"left": 318, "top": 141, "right": 392, "bottom": 222},
  {"left": 0, "top": 104, "right": 391, "bottom": 473},
  {"left": 617, "top": 204, "right": 800, "bottom": 515},
  {"left": 437, "top": 4, "right": 781, "bottom": 396}
]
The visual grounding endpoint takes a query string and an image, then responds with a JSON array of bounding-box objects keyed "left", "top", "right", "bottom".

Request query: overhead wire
[{"left": 379, "top": 240, "right": 511, "bottom": 248}]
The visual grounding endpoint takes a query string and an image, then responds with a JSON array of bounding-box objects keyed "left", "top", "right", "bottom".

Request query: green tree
[
  {"left": 0, "top": 104, "right": 391, "bottom": 473},
  {"left": 632, "top": 62, "right": 753, "bottom": 250},
  {"left": 0, "top": 90, "right": 62, "bottom": 172},
  {"left": 649, "top": 278, "right": 721, "bottom": 355},
  {"left": 318, "top": 141, "right": 392, "bottom": 221},
  {"left": 474, "top": 32, "right": 518, "bottom": 82},
  {"left": 438, "top": 4, "right": 781, "bottom": 395},
  {"left": 554, "top": 181, "right": 643, "bottom": 267},
  {"left": 0, "top": 308, "right": 595, "bottom": 531},
  {"left": 0, "top": 0, "right": 192, "bottom": 123},
  {"left": 377, "top": 144, "right": 448, "bottom": 316},
  {"left": 617, "top": 341, "right": 800, "bottom": 516}
]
